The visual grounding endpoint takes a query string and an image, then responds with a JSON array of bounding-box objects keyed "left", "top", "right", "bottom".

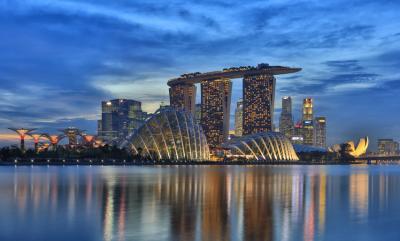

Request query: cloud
[
  {"left": 324, "top": 60, "right": 364, "bottom": 72},
  {"left": 0, "top": 0, "right": 400, "bottom": 149}
]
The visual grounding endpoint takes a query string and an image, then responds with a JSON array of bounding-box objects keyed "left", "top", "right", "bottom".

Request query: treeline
[{"left": 0, "top": 145, "right": 141, "bottom": 161}]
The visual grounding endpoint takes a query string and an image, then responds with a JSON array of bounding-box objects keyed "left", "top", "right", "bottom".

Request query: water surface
[{"left": 0, "top": 165, "right": 400, "bottom": 241}]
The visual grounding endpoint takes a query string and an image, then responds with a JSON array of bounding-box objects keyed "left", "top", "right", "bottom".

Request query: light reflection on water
[{"left": 1, "top": 165, "right": 400, "bottom": 241}]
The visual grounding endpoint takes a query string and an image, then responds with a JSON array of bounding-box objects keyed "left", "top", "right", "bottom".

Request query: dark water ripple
[{"left": 0, "top": 165, "right": 400, "bottom": 241}]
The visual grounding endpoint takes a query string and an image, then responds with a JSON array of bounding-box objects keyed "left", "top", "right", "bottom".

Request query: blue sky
[{"left": 0, "top": 0, "right": 399, "bottom": 149}]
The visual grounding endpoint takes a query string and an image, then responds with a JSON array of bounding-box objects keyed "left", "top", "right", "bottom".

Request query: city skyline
[
  {"left": 1, "top": 0, "right": 400, "bottom": 150},
  {"left": 168, "top": 64, "right": 299, "bottom": 147},
  {"left": 2, "top": 1, "right": 400, "bottom": 241}
]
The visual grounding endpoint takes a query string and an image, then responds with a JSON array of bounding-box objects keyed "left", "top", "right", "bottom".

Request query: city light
[{"left": 0, "top": 2, "right": 399, "bottom": 240}]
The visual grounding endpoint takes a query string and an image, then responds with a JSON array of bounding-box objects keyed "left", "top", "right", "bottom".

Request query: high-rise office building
[
  {"left": 243, "top": 74, "right": 275, "bottom": 135},
  {"left": 98, "top": 99, "right": 147, "bottom": 142},
  {"left": 291, "top": 122, "right": 304, "bottom": 144},
  {"left": 279, "top": 96, "right": 294, "bottom": 139},
  {"left": 201, "top": 79, "right": 232, "bottom": 147},
  {"left": 234, "top": 99, "right": 243, "bottom": 137},
  {"left": 302, "top": 98, "right": 313, "bottom": 121},
  {"left": 302, "top": 98, "right": 314, "bottom": 146},
  {"left": 378, "top": 139, "right": 399, "bottom": 155},
  {"left": 169, "top": 84, "right": 196, "bottom": 116},
  {"left": 314, "top": 117, "right": 326, "bottom": 148}
]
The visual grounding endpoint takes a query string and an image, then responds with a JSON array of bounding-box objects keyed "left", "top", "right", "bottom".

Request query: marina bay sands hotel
[{"left": 168, "top": 63, "right": 301, "bottom": 147}]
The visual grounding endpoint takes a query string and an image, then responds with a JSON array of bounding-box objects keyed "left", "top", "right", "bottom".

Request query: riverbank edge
[{"left": 0, "top": 159, "right": 367, "bottom": 166}]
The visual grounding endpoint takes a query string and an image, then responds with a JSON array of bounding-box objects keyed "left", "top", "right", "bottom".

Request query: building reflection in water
[
  {"left": 349, "top": 169, "right": 369, "bottom": 220},
  {"left": 3, "top": 166, "right": 400, "bottom": 241}
]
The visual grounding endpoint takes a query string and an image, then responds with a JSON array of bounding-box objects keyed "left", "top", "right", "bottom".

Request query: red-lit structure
[
  {"left": 43, "top": 134, "right": 62, "bottom": 150},
  {"left": 83, "top": 135, "right": 95, "bottom": 145},
  {"left": 29, "top": 133, "right": 45, "bottom": 152},
  {"left": 9, "top": 127, "right": 97, "bottom": 151},
  {"left": 8, "top": 128, "right": 36, "bottom": 152}
]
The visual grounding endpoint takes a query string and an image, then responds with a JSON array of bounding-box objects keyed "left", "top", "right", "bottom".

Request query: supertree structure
[
  {"left": 29, "top": 133, "right": 45, "bottom": 153},
  {"left": 8, "top": 128, "right": 36, "bottom": 152},
  {"left": 43, "top": 134, "right": 62, "bottom": 150},
  {"left": 59, "top": 128, "right": 84, "bottom": 147},
  {"left": 82, "top": 134, "right": 95, "bottom": 146}
]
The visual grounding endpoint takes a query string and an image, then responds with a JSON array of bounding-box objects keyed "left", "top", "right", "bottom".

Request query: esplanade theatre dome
[
  {"left": 126, "top": 108, "right": 210, "bottom": 161},
  {"left": 223, "top": 132, "right": 299, "bottom": 162}
]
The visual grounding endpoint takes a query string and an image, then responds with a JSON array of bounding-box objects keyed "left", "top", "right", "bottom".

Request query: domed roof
[
  {"left": 223, "top": 132, "right": 299, "bottom": 161},
  {"left": 126, "top": 108, "right": 210, "bottom": 161}
]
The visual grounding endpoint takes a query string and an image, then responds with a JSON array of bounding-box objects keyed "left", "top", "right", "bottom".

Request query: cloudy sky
[{"left": 0, "top": 0, "right": 399, "bottom": 149}]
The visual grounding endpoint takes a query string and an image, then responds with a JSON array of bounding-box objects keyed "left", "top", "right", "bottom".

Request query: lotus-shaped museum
[
  {"left": 124, "top": 108, "right": 210, "bottom": 161},
  {"left": 330, "top": 137, "right": 369, "bottom": 158},
  {"left": 223, "top": 132, "right": 299, "bottom": 161}
]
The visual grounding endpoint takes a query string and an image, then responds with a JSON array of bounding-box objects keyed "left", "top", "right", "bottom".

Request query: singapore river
[{"left": 1, "top": 165, "right": 400, "bottom": 241}]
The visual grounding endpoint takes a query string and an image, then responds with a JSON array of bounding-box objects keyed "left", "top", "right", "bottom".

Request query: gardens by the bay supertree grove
[{"left": 1, "top": 127, "right": 134, "bottom": 163}]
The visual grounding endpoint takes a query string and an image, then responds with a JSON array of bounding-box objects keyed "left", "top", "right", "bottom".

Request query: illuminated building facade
[
  {"left": 169, "top": 84, "right": 196, "bottom": 115},
  {"left": 378, "top": 139, "right": 399, "bottom": 155},
  {"left": 98, "top": 99, "right": 147, "bottom": 142},
  {"left": 168, "top": 64, "right": 301, "bottom": 148},
  {"left": 314, "top": 117, "right": 327, "bottom": 148},
  {"left": 279, "top": 96, "right": 294, "bottom": 139},
  {"left": 127, "top": 108, "right": 210, "bottom": 161},
  {"left": 243, "top": 74, "right": 275, "bottom": 135},
  {"left": 302, "top": 98, "right": 314, "bottom": 146},
  {"left": 201, "top": 79, "right": 232, "bottom": 147},
  {"left": 302, "top": 98, "right": 313, "bottom": 121},
  {"left": 291, "top": 122, "right": 304, "bottom": 144},
  {"left": 223, "top": 132, "right": 299, "bottom": 161},
  {"left": 234, "top": 99, "right": 243, "bottom": 136},
  {"left": 194, "top": 103, "right": 201, "bottom": 124}
]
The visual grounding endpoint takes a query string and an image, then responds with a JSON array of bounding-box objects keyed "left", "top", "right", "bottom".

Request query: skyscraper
[
  {"left": 243, "top": 74, "right": 275, "bottom": 135},
  {"left": 98, "top": 99, "right": 147, "bottom": 142},
  {"left": 167, "top": 64, "right": 301, "bottom": 148},
  {"left": 279, "top": 96, "right": 294, "bottom": 139},
  {"left": 291, "top": 122, "right": 304, "bottom": 144},
  {"left": 169, "top": 84, "right": 196, "bottom": 116},
  {"left": 302, "top": 98, "right": 313, "bottom": 121},
  {"left": 302, "top": 98, "right": 314, "bottom": 146},
  {"left": 201, "top": 79, "right": 232, "bottom": 147},
  {"left": 234, "top": 99, "right": 243, "bottom": 136},
  {"left": 194, "top": 104, "right": 201, "bottom": 124},
  {"left": 314, "top": 117, "right": 326, "bottom": 148}
]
